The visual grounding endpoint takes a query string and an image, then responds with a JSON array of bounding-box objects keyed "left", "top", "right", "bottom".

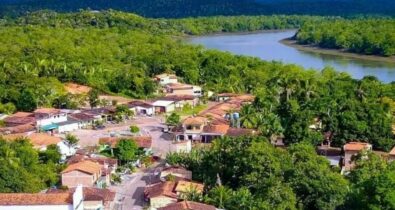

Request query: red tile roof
[
  {"left": 128, "top": 101, "right": 153, "bottom": 108},
  {"left": 3, "top": 112, "right": 35, "bottom": 126},
  {"left": 203, "top": 124, "right": 230, "bottom": 135},
  {"left": 34, "top": 108, "right": 61, "bottom": 115},
  {"left": 158, "top": 201, "right": 216, "bottom": 210},
  {"left": 343, "top": 142, "right": 372, "bottom": 151},
  {"left": 183, "top": 117, "right": 207, "bottom": 125},
  {"left": 0, "top": 123, "right": 36, "bottom": 134},
  {"left": 62, "top": 160, "right": 101, "bottom": 175},
  {"left": 0, "top": 193, "right": 72, "bottom": 205},
  {"left": 144, "top": 181, "right": 178, "bottom": 199},
  {"left": 226, "top": 128, "right": 256, "bottom": 137},
  {"left": 48, "top": 187, "right": 115, "bottom": 203},
  {"left": 2, "top": 133, "right": 61, "bottom": 148},
  {"left": 175, "top": 181, "right": 204, "bottom": 194}
]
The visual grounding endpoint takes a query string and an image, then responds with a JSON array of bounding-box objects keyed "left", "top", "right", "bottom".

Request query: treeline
[
  {"left": 0, "top": 11, "right": 394, "bottom": 150},
  {"left": 1, "top": 0, "right": 395, "bottom": 18},
  {"left": 296, "top": 18, "right": 395, "bottom": 56},
  {"left": 0, "top": 138, "right": 61, "bottom": 192},
  {"left": 1, "top": 10, "right": 326, "bottom": 35},
  {"left": 167, "top": 137, "right": 395, "bottom": 210}
]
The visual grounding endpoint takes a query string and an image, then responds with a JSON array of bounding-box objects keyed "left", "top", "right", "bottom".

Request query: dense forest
[
  {"left": 167, "top": 137, "right": 395, "bottom": 209},
  {"left": 296, "top": 18, "right": 395, "bottom": 56},
  {"left": 0, "top": 11, "right": 394, "bottom": 152},
  {"left": 1, "top": 0, "right": 395, "bottom": 18}
]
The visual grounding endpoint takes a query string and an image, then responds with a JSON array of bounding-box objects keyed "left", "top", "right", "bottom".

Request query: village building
[
  {"left": 144, "top": 180, "right": 204, "bottom": 209},
  {"left": 215, "top": 93, "right": 239, "bottom": 102},
  {"left": 155, "top": 73, "right": 179, "bottom": 86},
  {"left": 343, "top": 142, "right": 372, "bottom": 172},
  {"left": 2, "top": 112, "right": 35, "bottom": 127},
  {"left": 80, "top": 107, "right": 116, "bottom": 122},
  {"left": 165, "top": 83, "right": 202, "bottom": 97},
  {"left": 0, "top": 185, "right": 83, "bottom": 210},
  {"left": 172, "top": 140, "right": 192, "bottom": 153},
  {"left": 158, "top": 95, "right": 199, "bottom": 110},
  {"left": 153, "top": 100, "right": 176, "bottom": 114},
  {"left": 61, "top": 160, "right": 104, "bottom": 188},
  {"left": 47, "top": 187, "right": 116, "bottom": 210},
  {"left": 160, "top": 166, "right": 192, "bottom": 181},
  {"left": 128, "top": 101, "right": 155, "bottom": 116},
  {"left": 1, "top": 132, "right": 75, "bottom": 159},
  {"left": 158, "top": 201, "right": 217, "bottom": 210}
]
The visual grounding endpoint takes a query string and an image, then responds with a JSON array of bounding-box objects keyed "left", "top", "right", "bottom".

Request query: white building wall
[
  {"left": 58, "top": 123, "right": 80, "bottom": 133},
  {"left": 0, "top": 205, "right": 73, "bottom": 210},
  {"left": 37, "top": 113, "right": 68, "bottom": 127},
  {"left": 165, "top": 104, "right": 175, "bottom": 113}
]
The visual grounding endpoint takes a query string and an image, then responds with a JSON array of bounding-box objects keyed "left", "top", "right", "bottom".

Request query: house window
[{"left": 188, "top": 135, "right": 192, "bottom": 140}]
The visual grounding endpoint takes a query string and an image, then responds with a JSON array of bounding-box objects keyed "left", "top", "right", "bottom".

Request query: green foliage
[
  {"left": 0, "top": 138, "right": 59, "bottom": 193},
  {"left": 115, "top": 139, "right": 138, "bottom": 163},
  {"left": 0, "top": 102, "right": 15, "bottom": 114},
  {"left": 64, "top": 133, "right": 79, "bottom": 148},
  {"left": 166, "top": 113, "right": 181, "bottom": 126},
  {"left": 39, "top": 144, "right": 62, "bottom": 164},
  {"left": 297, "top": 18, "right": 395, "bottom": 56},
  {"left": 168, "top": 136, "right": 347, "bottom": 209},
  {"left": 129, "top": 125, "right": 140, "bottom": 133},
  {"left": 88, "top": 89, "right": 99, "bottom": 108}
]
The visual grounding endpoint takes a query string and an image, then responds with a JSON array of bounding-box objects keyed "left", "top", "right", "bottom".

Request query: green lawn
[{"left": 175, "top": 104, "right": 208, "bottom": 116}]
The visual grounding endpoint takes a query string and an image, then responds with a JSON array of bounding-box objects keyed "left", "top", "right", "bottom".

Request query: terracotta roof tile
[
  {"left": 3, "top": 112, "right": 35, "bottom": 126},
  {"left": 203, "top": 124, "right": 230, "bottom": 135},
  {"left": 34, "top": 108, "right": 61, "bottom": 115},
  {"left": 183, "top": 117, "right": 207, "bottom": 125},
  {"left": 0, "top": 193, "right": 72, "bottom": 205},
  {"left": 62, "top": 160, "right": 101, "bottom": 175},
  {"left": 0, "top": 123, "right": 36, "bottom": 134},
  {"left": 158, "top": 201, "right": 216, "bottom": 210},
  {"left": 1, "top": 133, "right": 61, "bottom": 147},
  {"left": 226, "top": 128, "right": 256, "bottom": 137},
  {"left": 128, "top": 101, "right": 153, "bottom": 108},
  {"left": 343, "top": 142, "right": 372, "bottom": 151},
  {"left": 144, "top": 181, "right": 178, "bottom": 199}
]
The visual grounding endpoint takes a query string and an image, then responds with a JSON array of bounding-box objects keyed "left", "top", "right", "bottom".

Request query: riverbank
[{"left": 281, "top": 38, "right": 395, "bottom": 64}]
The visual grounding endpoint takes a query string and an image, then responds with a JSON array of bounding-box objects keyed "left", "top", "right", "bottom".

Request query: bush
[{"left": 130, "top": 125, "right": 140, "bottom": 133}]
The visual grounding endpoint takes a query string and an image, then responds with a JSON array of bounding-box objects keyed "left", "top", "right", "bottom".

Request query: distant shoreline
[{"left": 281, "top": 38, "right": 395, "bottom": 64}]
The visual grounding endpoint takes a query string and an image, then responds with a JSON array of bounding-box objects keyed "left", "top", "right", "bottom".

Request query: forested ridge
[
  {"left": 296, "top": 18, "right": 395, "bottom": 56},
  {"left": 1, "top": 0, "right": 395, "bottom": 18}
]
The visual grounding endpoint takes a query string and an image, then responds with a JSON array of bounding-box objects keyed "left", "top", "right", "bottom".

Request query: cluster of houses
[{"left": 144, "top": 166, "right": 218, "bottom": 210}]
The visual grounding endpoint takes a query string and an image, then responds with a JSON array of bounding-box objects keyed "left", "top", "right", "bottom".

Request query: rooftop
[
  {"left": 144, "top": 181, "right": 178, "bottom": 199},
  {"left": 128, "top": 100, "right": 153, "bottom": 108},
  {"left": 203, "top": 124, "right": 230, "bottom": 135},
  {"left": 3, "top": 112, "right": 35, "bottom": 125},
  {"left": 183, "top": 117, "right": 207, "bottom": 125},
  {"left": 153, "top": 100, "right": 175, "bottom": 107},
  {"left": 155, "top": 73, "right": 178, "bottom": 79},
  {"left": 343, "top": 142, "right": 372, "bottom": 151},
  {"left": 166, "top": 83, "right": 193, "bottom": 90},
  {"left": 34, "top": 108, "right": 61, "bottom": 115},
  {"left": 47, "top": 187, "right": 115, "bottom": 203},
  {"left": 158, "top": 201, "right": 216, "bottom": 210},
  {"left": 62, "top": 160, "right": 102, "bottom": 175},
  {"left": 2, "top": 133, "right": 61, "bottom": 147},
  {"left": 226, "top": 128, "right": 256, "bottom": 137},
  {"left": 0, "top": 193, "right": 72, "bottom": 205}
]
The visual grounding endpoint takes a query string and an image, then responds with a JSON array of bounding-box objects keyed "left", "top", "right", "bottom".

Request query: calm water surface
[{"left": 188, "top": 30, "right": 395, "bottom": 83}]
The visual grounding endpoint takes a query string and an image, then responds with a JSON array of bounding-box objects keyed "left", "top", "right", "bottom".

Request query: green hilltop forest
[
  {"left": 1, "top": 0, "right": 395, "bottom": 17},
  {"left": 296, "top": 18, "right": 395, "bottom": 56},
  {"left": 0, "top": 10, "right": 394, "bottom": 209}
]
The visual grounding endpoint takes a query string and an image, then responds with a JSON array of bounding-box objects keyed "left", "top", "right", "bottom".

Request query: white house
[
  {"left": 0, "top": 185, "right": 83, "bottom": 210},
  {"left": 153, "top": 100, "right": 176, "bottom": 114},
  {"left": 154, "top": 74, "right": 178, "bottom": 86},
  {"left": 34, "top": 108, "right": 68, "bottom": 128},
  {"left": 128, "top": 101, "right": 154, "bottom": 116}
]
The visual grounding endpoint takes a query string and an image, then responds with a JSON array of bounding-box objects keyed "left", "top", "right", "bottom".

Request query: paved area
[{"left": 110, "top": 167, "right": 161, "bottom": 210}]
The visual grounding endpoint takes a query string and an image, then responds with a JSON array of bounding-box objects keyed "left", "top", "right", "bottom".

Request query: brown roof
[
  {"left": 47, "top": 187, "right": 115, "bottom": 203},
  {"left": 144, "top": 181, "right": 178, "bottom": 199},
  {"left": 69, "top": 113, "right": 95, "bottom": 121},
  {"left": 62, "top": 160, "right": 101, "bottom": 175},
  {"left": 217, "top": 93, "right": 239, "bottom": 97},
  {"left": 0, "top": 123, "right": 36, "bottom": 134},
  {"left": 128, "top": 101, "right": 153, "bottom": 108},
  {"left": 0, "top": 193, "right": 72, "bottom": 205},
  {"left": 67, "top": 154, "right": 118, "bottom": 166},
  {"left": 203, "top": 124, "right": 230, "bottom": 135},
  {"left": 99, "top": 136, "right": 152, "bottom": 148},
  {"left": 64, "top": 83, "right": 92, "bottom": 95},
  {"left": 3, "top": 112, "right": 35, "bottom": 125},
  {"left": 175, "top": 180, "right": 204, "bottom": 193},
  {"left": 34, "top": 108, "right": 61, "bottom": 115},
  {"left": 161, "top": 166, "right": 192, "bottom": 180},
  {"left": 160, "top": 95, "right": 196, "bottom": 101},
  {"left": 183, "top": 117, "right": 207, "bottom": 125},
  {"left": 166, "top": 83, "right": 193, "bottom": 90},
  {"left": 226, "top": 128, "right": 256, "bottom": 137},
  {"left": 158, "top": 201, "right": 216, "bottom": 210},
  {"left": 155, "top": 73, "right": 177, "bottom": 79},
  {"left": 2, "top": 133, "right": 61, "bottom": 147},
  {"left": 344, "top": 142, "right": 372, "bottom": 151}
]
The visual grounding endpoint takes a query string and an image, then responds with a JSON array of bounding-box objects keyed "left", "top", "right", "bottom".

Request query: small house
[
  {"left": 128, "top": 101, "right": 154, "bottom": 116},
  {"left": 343, "top": 142, "right": 372, "bottom": 171},
  {"left": 61, "top": 160, "right": 102, "bottom": 188},
  {"left": 155, "top": 73, "right": 179, "bottom": 86},
  {"left": 153, "top": 100, "right": 176, "bottom": 113}
]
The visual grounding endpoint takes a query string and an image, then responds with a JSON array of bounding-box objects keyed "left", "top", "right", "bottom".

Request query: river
[{"left": 188, "top": 30, "right": 395, "bottom": 83}]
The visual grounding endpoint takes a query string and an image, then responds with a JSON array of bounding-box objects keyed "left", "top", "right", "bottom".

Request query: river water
[{"left": 188, "top": 30, "right": 395, "bottom": 83}]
